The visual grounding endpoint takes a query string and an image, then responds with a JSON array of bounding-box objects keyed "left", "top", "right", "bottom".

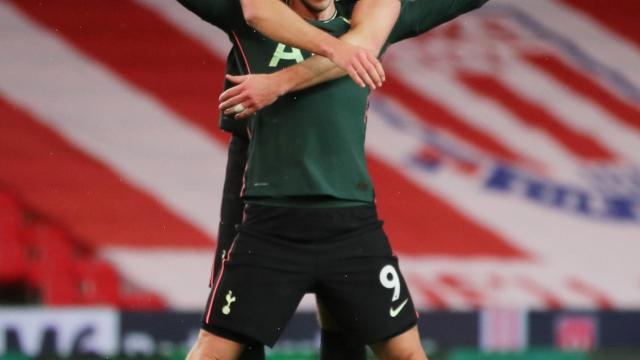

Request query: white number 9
[{"left": 379, "top": 265, "right": 401, "bottom": 301}]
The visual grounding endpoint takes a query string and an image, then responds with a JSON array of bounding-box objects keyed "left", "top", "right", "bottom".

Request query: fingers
[
  {"left": 220, "top": 74, "right": 277, "bottom": 119},
  {"left": 346, "top": 51, "right": 385, "bottom": 90},
  {"left": 353, "top": 61, "right": 377, "bottom": 90},
  {"left": 219, "top": 75, "right": 248, "bottom": 102},
  {"left": 234, "top": 106, "right": 256, "bottom": 120},
  {"left": 220, "top": 94, "right": 248, "bottom": 115},
  {"left": 220, "top": 93, "right": 259, "bottom": 119},
  {"left": 219, "top": 85, "right": 243, "bottom": 102},
  {"left": 368, "top": 52, "right": 385, "bottom": 82},
  {"left": 359, "top": 52, "right": 383, "bottom": 88},
  {"left": 221, "top": 97, "right": 254, "bottom": 120},
  {"left": 347, "top": 67, "right": 366, "bottom": 88},
  {"left": 225, "top": 74, "right": 246, "bottom": 84}
]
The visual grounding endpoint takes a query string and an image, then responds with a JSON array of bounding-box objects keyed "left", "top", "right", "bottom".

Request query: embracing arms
[
  {"left": 239, "top": 0, "right": 400, "bottom": 89},
  {"left": 221, "top": 0, "right": 492, "bottom": 119},
  {"left": 221, "top": 0, "right": 402, "bottom": 119}
]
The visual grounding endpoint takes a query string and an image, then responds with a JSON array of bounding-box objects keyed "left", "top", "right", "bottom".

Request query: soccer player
[
  {"left": 178, "top": 1, "right": 402, "bottom": 359},
  {"left": 179, "top": 0, "right": 490, "bottom": 359}
]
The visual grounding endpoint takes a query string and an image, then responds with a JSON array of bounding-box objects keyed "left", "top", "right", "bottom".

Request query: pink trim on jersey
[
  {"left": 205, "top": 238, "right": 238, "bottom": 323},
  {"left": 231, "top": 31, "right": 252, "bottom": 74},
  {"left": 229, "top": 31, "right": 252, "bottom": 197},
  {"left": 239, "top": 134, "right": 251, "bottom": 198}
]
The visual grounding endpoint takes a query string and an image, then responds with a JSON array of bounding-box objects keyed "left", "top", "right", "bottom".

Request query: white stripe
[
  {"left": 135, "top": 0, "right": 231, "bottom": 57},
  {"left": 103, "top": 248, "right": 212, "bottom": 309},
  {"left": 0, "top": 3, "right": 226, "bottom": 241},
  {"left": 501, "top": 0, "right": 640, "bottom": 99},
  {"left": 412, "top": 276, "right": 472, "bottom": 310},
  {"left": 385, "top": 53, "right": 584, "bottom": 184},
  {"left": 399, "top": 257, "right": 636, "bottom": 310},
  {"left": 497, "top": 59, "right": 640, "bottom": 162}
]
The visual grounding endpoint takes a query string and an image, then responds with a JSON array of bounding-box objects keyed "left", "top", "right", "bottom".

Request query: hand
[
  {"left": 329, "top": 40, "right": 385, "bottom": 89},
  {"left": 219, "top": 74, "right": 284, "bottom": 120}
]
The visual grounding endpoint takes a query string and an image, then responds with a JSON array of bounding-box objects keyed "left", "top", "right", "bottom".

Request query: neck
[{"left": 288, "top": 0, "right": 336, "bottom": 21}]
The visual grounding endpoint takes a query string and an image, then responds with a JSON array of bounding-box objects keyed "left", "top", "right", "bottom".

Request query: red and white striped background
[{"left": 1, "top": 0, "right": 639, "bottom": 310}]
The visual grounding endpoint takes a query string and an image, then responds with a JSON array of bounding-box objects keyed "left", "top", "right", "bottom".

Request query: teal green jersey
[
  {"left": 177, "top": 0, "right": 489, "bottom": 206},
  {"left": 239, "top": 6, "right": 372, "bottom": 204}
]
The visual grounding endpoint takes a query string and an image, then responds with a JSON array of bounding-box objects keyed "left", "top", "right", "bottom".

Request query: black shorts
[{"left": 201, "top": 204, "right": 417, "bottom": 347}]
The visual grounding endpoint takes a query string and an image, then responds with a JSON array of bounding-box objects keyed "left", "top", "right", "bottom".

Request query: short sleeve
[
  {"left": 388, "top": 0, "right": 489, "bottom": 44},
  {"left": 176, "top": 0, "right": 244, "bottom": 32}
]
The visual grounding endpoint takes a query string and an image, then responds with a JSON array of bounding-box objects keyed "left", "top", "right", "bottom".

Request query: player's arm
[
  {"left": 220, "top": 0, "right": 402, "bottom": 119},
  {"left": 277, "top": 0, "right": 489, "bottom": 90},
  {"left": 282, "top": 0, "right": 491, "bottom": 89},
  {"left": 277, "top": 0, "right": 402, "bottom": 91},
  {"left": 175, "top": 0, "right": 243, "bottom": 32},
  {"left": 240, "top": 0, "right": 398, "bottom": 89}
]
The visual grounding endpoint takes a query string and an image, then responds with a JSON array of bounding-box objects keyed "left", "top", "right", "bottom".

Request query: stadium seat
[
  {"left": 0, "top": 193, "right": 27, "bottom": 283},
  {"left": 0, "top": 191, "right": 167, "bottom": 308},
  {"left": 22, "top": 223, "right": 81, "bottom": 305},
  {"left": 74, "top": 258, "right": 120, "bottom": 305}
]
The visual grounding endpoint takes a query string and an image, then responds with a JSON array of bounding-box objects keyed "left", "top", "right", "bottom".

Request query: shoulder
[{"left": 177, "top": 0, "right": 245, "bottom": 32}]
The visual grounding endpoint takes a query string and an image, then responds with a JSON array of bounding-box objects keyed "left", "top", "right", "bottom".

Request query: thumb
[{"left": 226, "top": 74, "right": 247, "bottom": 84}]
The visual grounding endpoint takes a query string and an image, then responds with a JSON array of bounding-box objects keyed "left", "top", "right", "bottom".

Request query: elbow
[{"left": 240, "top": 0, "right": 263, "bottom": 27}]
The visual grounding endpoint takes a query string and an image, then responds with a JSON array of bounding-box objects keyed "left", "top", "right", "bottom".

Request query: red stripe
[
  {"left": 561, "top": 0, "right": 640, "bottom": 49},
  {"left": 524, "top": 53, "right": 640, "bottom": 132},
  {"left": 369, "top": 157, "right": 527, "bottom": 258},
  {"left": 408, "top": 275, "right": 449, "bottom": 309},
  {"left": 12, "top": 0, "right": 528, "bottom": 259},
  {"left": 567, "top": 278, "right": 614, "bottom": 310},
  {"left": 459, "top": 72, "right": 616, "bottom": 161},
  {"left": 438, "top": 273, "right": 484, "bottom": 308},
  {"left": 0, "top": 98, "right": 212, "bottom": 249},
  {"left": 517, "top": 277, "right": 563, "bottom": 309},
  {"left": 379, "top": 75, "right": 526, "bottom": 164},
  {"left": 11, "top": 0, "right": 231, "bottom": 145}
]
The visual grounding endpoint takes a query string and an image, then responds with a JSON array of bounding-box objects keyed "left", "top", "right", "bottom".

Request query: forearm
[
  {"left": 350, "top": 0, "right": 401, "bottom": 55},
  {"left": 273, "top": 56, "right": 342, "bottom": 94},
  {"left": 240, "top": 0, "right": 340, "bottom": 58},
  {"left": 274, "top": 0, "right": 401, "bottom": 93}
]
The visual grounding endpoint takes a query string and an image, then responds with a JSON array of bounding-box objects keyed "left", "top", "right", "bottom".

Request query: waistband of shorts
[
  {"left": 246, "top": 197, "right": 372, "bottom": 208},
  {"left": 244, "top": 202, "right": 376, "bottom": 214}
]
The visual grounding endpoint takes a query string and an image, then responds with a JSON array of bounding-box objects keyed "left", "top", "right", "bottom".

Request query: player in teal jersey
[
  {"left": 177, "top": 1, "right": 402, "bottom": 359},
  {"left": 179, "top": 0, "right": 489, "bottom": 359},
  {"left": 238, "top": 0, "right": 396, "bottom": 90}
]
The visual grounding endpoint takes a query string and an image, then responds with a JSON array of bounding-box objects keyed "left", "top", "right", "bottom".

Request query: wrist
[
  {"left": 341, "top": 29, "right": 381, "bottom": 55},
  {"left": 319, "top": 35, "right": 343, "bottom": 60},
  {"left": 271, "top": 69, "right": 298, "bottom": 96}
]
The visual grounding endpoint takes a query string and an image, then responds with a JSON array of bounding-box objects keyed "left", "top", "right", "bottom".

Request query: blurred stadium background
[{"left": 1, "top": 0, "right": 640, "bottom": 359}]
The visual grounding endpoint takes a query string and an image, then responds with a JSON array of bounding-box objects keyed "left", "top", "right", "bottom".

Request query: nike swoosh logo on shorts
[{"left": 389, "top": 299, "right": 409, "bottom": 318}]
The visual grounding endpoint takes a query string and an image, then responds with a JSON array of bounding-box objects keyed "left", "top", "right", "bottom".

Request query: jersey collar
[{"left": 285, "top": 0, "right": 339, "bottom": 23}]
